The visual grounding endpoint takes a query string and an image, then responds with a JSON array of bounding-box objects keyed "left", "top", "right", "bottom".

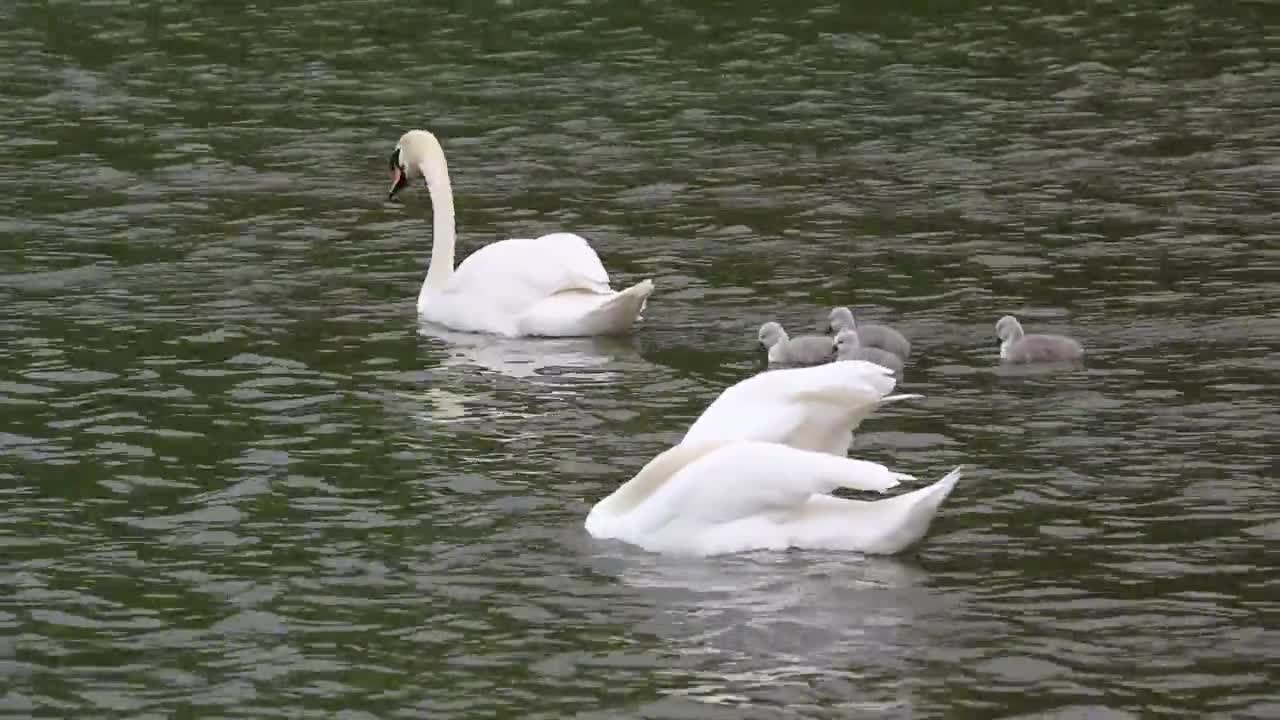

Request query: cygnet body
[
  {"left": 758, "top": 322, "right": 836, "bottom": 366},
  {"left": 828, "top": 307, "right": 911, "bottom": 360},
  {"left": 995, "top": 315, "right": 1085, "bottom": 364},
  {"left": 834, "top": 330, "right": 905, "bottom": 377}
]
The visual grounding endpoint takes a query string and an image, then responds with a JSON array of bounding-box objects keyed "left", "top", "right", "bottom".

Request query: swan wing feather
[
  {"left": 594, "top": 441, "right": 910, "bottom": 551},
  {"left": 681, "top": 361, "right": 903, "bottom": 454},
  {"left": 445, "top": 232, "right": 612, "bottom": 311}
]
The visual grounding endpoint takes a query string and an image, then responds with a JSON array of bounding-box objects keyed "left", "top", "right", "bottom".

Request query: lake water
[{"left": 2, "top": 1, "right": 1277, "bottom": 717}]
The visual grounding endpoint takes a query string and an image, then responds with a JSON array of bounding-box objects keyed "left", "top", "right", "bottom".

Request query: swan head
[
  {"left": 757, "top": 322, "right": 788, "bottom": 348},
  {"left": 833, "top": 329, "right": 862, "bottom": 353},
  {"left": 995, "top": 315, "right": 1024, "bottom": 342},
  {"left": 828, "top": 306, "right": 856, "bottom": 333},
  {"left": 388, "top": 129, "right": 450, "bottom": 201}
]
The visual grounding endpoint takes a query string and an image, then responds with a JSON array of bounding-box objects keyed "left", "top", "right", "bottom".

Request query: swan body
[
  {"left": 758, "top": 321, "right": 835, "bottom": 366},
  {"left": 389, "top": 130, "right": 653, "bottom": 337},
  {"left": 834, "top": 330, "right": 905, "bottom": 378},
  {"left": 996, "top": 315, "right": 1085, "bottom": 364},
  {"left": 829, "top": 307, "right": 912, "bottom": 360},
  {"left": 586, "top": 361, "right": 963, "bottom": 556}
]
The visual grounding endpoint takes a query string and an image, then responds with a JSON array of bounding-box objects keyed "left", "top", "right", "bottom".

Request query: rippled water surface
[{"left": 2, "top": 1, "right": 1278, "bottom": 717}]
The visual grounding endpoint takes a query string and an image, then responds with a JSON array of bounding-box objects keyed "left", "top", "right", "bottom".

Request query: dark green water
[{"left": 2, "top": 1, "right": 1278, "bottom": 717}]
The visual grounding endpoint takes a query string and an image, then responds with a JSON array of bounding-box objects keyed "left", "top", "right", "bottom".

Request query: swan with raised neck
[
  {"left": 386, "top": 128, "right": 654, "bottom": 337},
  {"left": 389, "top": 129, "right": 457, "bottom": 293}
]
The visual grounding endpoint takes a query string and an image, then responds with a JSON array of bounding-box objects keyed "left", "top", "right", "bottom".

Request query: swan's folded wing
[
  {"left": 529, "top": 232, "right": 613, "bottom": 292},
  {"left": 682, "top": 361, "right": 901, "bottom": 451},
  {"left": 446, "top": 233, "right": 614, "bottom": 315},
  {"left": 636, "top": 441, "right": 908, "bottom": 530}
]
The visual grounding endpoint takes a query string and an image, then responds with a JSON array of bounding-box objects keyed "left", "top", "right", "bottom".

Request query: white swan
[
  {"left": 586, "top": 361, "right": 965, "bottom": 556},
  {"left": 388, "top": 129, "right": 654, "bottom": 337}
]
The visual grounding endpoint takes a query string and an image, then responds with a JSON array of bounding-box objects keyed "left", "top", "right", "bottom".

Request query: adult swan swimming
[
  {"left": 585, "top": 361, "right": 965, "bottom": 556},
  {"left": 387, "top": 129, "right": 655, "bottom": 337}
]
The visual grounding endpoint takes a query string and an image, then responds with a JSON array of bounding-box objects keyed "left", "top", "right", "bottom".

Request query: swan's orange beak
[{"left": 388, "top": 166, "right": 408, "bottom": 200}]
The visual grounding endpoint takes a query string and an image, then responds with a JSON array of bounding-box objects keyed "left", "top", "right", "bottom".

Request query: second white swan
[
  {"left": 586, "top": 361, "right": 965, "bottom": 556},
  {"left": 388, "top": 129, "right": 654, "bottom": 337}
]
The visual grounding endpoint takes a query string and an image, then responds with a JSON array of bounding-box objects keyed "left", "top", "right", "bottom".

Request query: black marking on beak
[{"left": 387, "top": 148, "right": 408, "bottom": 200}]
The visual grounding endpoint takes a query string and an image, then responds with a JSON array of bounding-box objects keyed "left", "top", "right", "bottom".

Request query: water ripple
[{"left": 2, "top": 0, "right": 1277, "bottom": 717}]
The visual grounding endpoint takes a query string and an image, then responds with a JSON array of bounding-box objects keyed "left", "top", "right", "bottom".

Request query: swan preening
[
  {"left": 389, "top": 129, "right": 654, "bottom": 337},
  {"left": 995, "top": 315, "right": 1085, "bottom": 364},
  {"left": 586, "top": 361, "right": 964, "bottom": 556}
]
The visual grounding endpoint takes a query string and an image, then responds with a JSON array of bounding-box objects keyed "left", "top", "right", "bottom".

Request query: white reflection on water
[
  {"left": 417, "top": 320, "right": 643, "bottom": 380},
  {"left": 591, "top": 547, "right": 948, "bottom": 711}
]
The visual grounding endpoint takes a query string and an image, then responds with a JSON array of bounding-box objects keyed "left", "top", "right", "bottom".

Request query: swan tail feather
[
  {"left": 864, "top": 464, "right": 965, "bottom": 554},
  {"left": 782, "top": 464, "right": 965, "bottom": 555},
  {"left": 517, "top": 279, "right": 654, "bottom": 336},
  {"left": 582, "top": 279, "right": 653, "bottom": 334}
]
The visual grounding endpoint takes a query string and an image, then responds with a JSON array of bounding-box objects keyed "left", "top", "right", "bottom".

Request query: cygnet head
[
  {"left": 833, "top": 329, "right": 862, "bottom": 354},
  {"left": 758, "top": 322, "right": 788, "bottom": 348},
  {"left": 828, "top": 307, "right": 856, "bottom": 333},
  {"left": 388, "top": 129, "right": 450, "bottom": 200},
  {"left": 995, "top": 315, "right": 1025, "bottom": 342}
]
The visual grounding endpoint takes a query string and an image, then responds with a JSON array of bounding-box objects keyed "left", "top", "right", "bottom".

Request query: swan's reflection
[
  {"left": 612, "top": 551, "right": 930, "bottom": 629},
  {"left": 591, "top": 548, "right": 944, "bottom": 707},
  {"left": 389, "top": 323, "right": 647, "bottom": 433},
  {"left": 416, "top": 320, "right": 643, "bottom": 381}
]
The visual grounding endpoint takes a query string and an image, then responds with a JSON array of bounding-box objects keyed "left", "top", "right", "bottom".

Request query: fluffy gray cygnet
[
  {"left": 995, "top": 315, "right": 1085, "bottom": 364},
  {"left": 833, "top": 330, "right": 905, "bottom": 377},
  {"left": 758, "top": 321, "right": 836, "bottom": 366},
  {"left": 828, "top": 307, "right": 911, "bottom": 360}
]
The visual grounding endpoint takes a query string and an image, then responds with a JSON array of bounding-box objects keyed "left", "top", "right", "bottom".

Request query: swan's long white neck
[
  {"left": 418, "top": 143, "right": 456, "bottom": 297},
  {"left": 424, "top": 182, "right": 456, "bottom": 289},
  {"left": 586, "top": 442, "right": 726, "bottom": 523}
]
